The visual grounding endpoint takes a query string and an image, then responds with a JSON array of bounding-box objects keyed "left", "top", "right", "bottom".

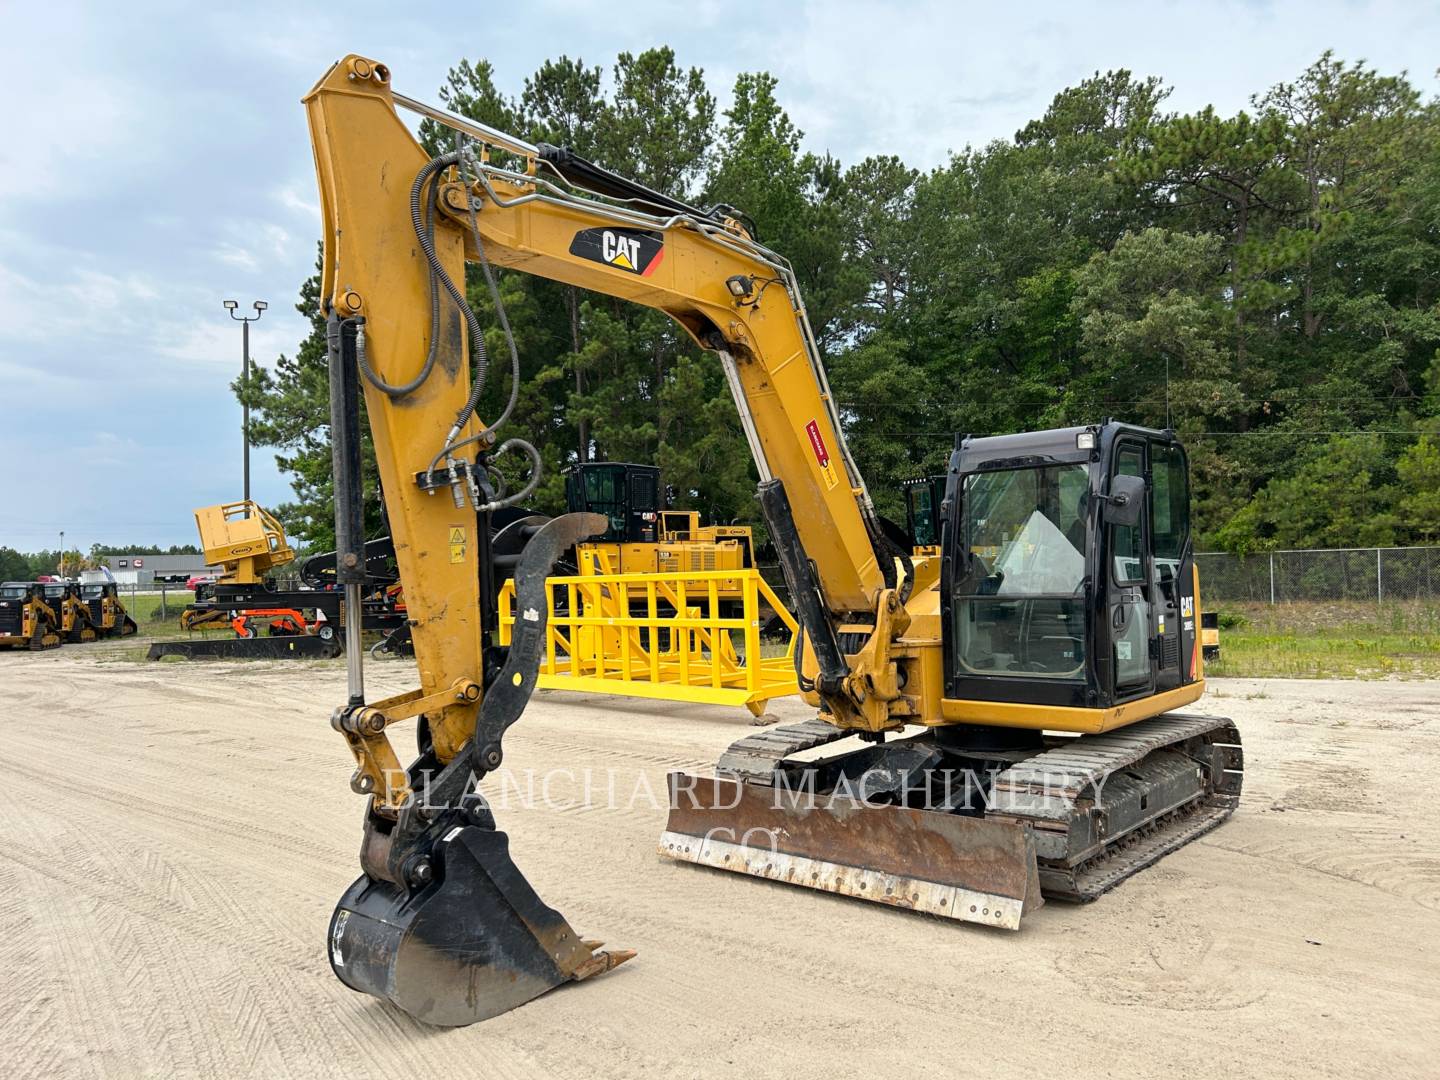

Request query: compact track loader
[
  {"left": 80, "top": 582, "right": 139, "bottom": 638},
  {"left": 0, "top": 582, "right": 62, "bottom": 650},
  {"left": 300, "top": 56, "right": 1241, "bottom": 1027},
  {"left": 42, "top": 582, "right": 97, "bottom": 643}
]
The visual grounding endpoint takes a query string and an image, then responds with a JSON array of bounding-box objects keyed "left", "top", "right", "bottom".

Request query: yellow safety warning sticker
[
  {"left": 449, "top": 526, "right": 466, "bottom": 545},
  {"left": 450, "top": 543, "right": 466, "bottom": 564}
]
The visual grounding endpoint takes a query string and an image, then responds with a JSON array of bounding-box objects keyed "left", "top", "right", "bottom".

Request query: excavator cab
[
  {"left": 941, "top": 422, "right": 1202, "bottom": 711},
  {"left": 901, "top": 474, "right": 946, "bottom": 556},
  {"left": 563, "top": 462, "right": 660, "bottom": 543}
]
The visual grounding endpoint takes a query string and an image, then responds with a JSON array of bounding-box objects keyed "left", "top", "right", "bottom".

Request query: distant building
[{"left": 102, "top": 554, "right": 217, "bottom": 586}]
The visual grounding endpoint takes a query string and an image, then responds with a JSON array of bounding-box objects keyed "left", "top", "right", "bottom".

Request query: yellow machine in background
[
  {"left": 563, "top": 461, "right": 755, "bottom": 606},
  {"left": 79, "top": 582, "right": 138, "bottom": 638},
  {"left": 41, "top": 582, "right": 97, "bottom": 643},
  {"left": 901, "top": 474, "right": 945, "bottom": 557},
  {"left": 499, "top": 556, "right": 798, "bottom": 721},
  {"left": 193, "top": 502, "right": 295, "bottom": 585},
  {"left": 0, "top": 582, "right": 61, "bottom": 650}
]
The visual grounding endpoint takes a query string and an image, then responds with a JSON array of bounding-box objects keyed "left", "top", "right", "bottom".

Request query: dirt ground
[{"left": 2, "top": 648, "right": 1437, "bottom": 1079}]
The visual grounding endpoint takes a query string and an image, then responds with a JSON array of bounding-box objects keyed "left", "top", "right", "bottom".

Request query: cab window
[
  {"left": 1110, "top": 444, "right": 1145, "bottom": 585},
  {"left": 1151, "top": 442, "right": 1189, "bottom": 563},
  {"left": 909, "top": 485, "right": 936, "bottom": 547}
]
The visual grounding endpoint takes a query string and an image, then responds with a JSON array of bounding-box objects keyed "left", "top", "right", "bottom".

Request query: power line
[
  {"left": 837, "top": 393, "right": 1424, "bottom": 409},
  {"left": 848, "top": 429, "right": 1424, "bottom": 439}
]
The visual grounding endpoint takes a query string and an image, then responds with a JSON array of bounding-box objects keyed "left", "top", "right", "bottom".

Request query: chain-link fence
[{"left": 1196, "top": 547, "right": 1440, "bottom": 604}]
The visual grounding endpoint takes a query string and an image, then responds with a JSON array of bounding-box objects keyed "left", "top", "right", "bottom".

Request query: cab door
[
  {"left": 1106, "top": 440, "right": 1153, "bottom": 697},
  {"left": 1149, "top": 439, "right": 1193, "bottom": 692}
]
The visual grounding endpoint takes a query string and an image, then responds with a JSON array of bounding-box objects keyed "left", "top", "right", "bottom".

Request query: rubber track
[
  {"left": 716, "top": 718, "right": 849, "bottom": 782},
  {"left": 992, "top": 712, "right": 1243, "bottom": 901},
  {"left": 992, "top": 712, "right": 1242, "bottom": 814}
]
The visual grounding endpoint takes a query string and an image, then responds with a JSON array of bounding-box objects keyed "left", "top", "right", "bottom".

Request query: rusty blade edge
[{"left": 658, "top": 831, "right": 1025, "bottom": 930}]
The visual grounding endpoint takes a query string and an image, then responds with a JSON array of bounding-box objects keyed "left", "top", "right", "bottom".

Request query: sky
[{"left": 1, "top": 0, "right": 1437, "bottom": 551}]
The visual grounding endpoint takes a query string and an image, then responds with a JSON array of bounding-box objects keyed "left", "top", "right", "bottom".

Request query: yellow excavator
[{"left": 305, "top": 56, "right": 1242, "bottom": 1026}]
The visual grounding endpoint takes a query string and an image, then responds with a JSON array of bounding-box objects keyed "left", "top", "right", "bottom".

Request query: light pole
[
  {"left": 58, "top": 530, "right": 65, "bottom": 578},
  {"left": 224, "top": 299, "right": 268, "bottom": 512}
]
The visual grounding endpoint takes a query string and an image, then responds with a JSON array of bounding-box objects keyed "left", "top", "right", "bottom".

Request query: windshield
[
  {"left": 581, "top": 467, "right": 627, "bottom": 540},
  {"left": 81, "top": 585, "right": 103, "bottom": 598},
  {"left": 0, "top": 586, "right": 25, "bottom": 599},
  {"left": 955, "top": 464, "right": 1089, "bottom": 679},
  {"left": 964, "top": 465, "right": 1088, "bottom": 593}
]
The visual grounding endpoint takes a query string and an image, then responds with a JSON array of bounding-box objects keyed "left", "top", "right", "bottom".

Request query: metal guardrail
[{"left": 499, "top": 566, "right": 800, "bottom": 720}]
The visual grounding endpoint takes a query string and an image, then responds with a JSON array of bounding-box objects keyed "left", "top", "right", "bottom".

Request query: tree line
[
  {"left": 0, "top": 544, "right": 201, "bottom": 581},
  {"left": 243, "top": 49, "right": 1440, "bottom": 553}
]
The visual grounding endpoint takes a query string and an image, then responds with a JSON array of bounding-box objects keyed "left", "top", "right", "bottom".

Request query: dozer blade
[
  {"left": 661, "top": 774, "right": 1042, "bottom": 929},
  {"left": 330, "top": 823, "right": 632, "bottom": 1027}
]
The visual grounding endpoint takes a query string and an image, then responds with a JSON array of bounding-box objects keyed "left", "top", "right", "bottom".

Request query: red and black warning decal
[
  {"left": 569, "top": 227, "right": 665, "bottom": 276},
  {"left": 805, "top": 418, "right": 841, "bottom": 490}
]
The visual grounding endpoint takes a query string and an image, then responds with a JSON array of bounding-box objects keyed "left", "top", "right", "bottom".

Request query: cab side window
[
  {"left": 1110, "top": 444, "right": 1145, "bottom": 585},
  {"left": 1150, "top": 442, "right": 1190, "bottom": 563}
]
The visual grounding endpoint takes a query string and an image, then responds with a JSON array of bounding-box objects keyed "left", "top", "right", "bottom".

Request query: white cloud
[
  {"left": 215, "top": 243, "right": 261, "bottom": 271},
  {"left": 2, "top": 0, "right": 1439, "bottom": 551},
  {"left": 275, "top": 183, "right": 320, "bottom": 219},
  {"left": 77, "top": 431, "right": 145, "bottom": 468}
]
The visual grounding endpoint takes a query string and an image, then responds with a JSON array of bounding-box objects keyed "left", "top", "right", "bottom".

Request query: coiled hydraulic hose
[{"left": 478, "top": 438, "right": 541, "bottom": 513}]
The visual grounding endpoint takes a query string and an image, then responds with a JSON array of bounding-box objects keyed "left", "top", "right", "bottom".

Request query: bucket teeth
[{"left": 573, "top": 947, "right": 637, "bottom": 981}]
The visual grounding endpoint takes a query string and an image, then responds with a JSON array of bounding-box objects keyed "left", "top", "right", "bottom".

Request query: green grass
[
  {"left": 1205, "top": 601, "right": 1440, "bottom": 679},
  {"left": 118, "top": 591, "right": 194, "bottom": 637}
]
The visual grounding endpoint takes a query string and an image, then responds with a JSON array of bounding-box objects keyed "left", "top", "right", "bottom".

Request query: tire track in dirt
[{"left": 6, "top": 654, "right": 1440, "bottom": 1079}]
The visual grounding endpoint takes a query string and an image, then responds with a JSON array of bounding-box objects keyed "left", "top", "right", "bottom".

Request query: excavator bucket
[
  {"left": 330, "top": 824, "right": 627, "bottom": 1026},
  {"left": 328, "top": 512, "right": 631, "bottom": 1026},
  {"left": 661, "top": 774, "right": 1043, "bottom": 929}
]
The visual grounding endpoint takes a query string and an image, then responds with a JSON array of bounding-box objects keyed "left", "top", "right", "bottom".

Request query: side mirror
[{"left": 1104, "top": 474, "right": 1146, "bottom": 528}]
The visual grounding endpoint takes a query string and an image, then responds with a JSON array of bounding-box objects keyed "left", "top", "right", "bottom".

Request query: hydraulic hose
[
  {"left": 409, "top": 153, "right": 489, "bottom": 443},
  {"left": 356, "top": 188, "right": 442, "bottom": 398},
  {"left": 477, "top": 438, "right": 542, "bottom": 513}
]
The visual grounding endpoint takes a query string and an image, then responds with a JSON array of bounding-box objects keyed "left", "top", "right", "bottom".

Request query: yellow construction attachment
[
  {"left": 193, "top": 502, "right": 294, "bottom": 585},
  {"left": 500, "top": 559, "right": 799, "bottom": 721}
]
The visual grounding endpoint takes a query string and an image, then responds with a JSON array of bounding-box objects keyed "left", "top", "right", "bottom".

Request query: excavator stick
[{"left": 662, "top": 774, "right": 1042, "bottom": 929}]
